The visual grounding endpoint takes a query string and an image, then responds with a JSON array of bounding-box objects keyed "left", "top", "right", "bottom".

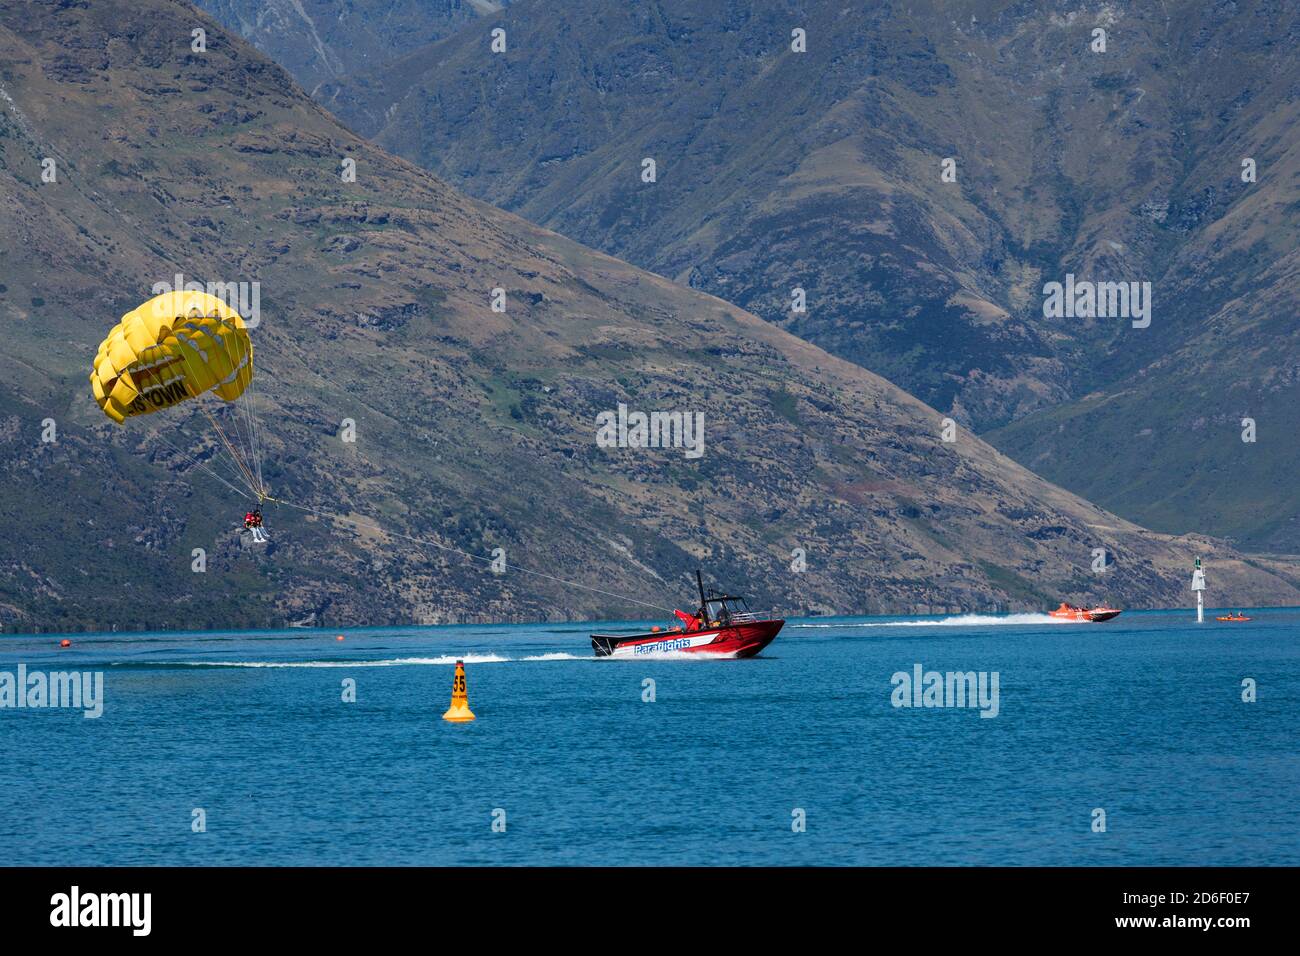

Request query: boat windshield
[{"left": 703, "top": 594, "right": 757, "bottom": 625}]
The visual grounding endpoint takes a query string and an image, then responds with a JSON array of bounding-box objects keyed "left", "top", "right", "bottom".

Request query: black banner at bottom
[{"left": 0, "top": 866, "right": 1283, "bottom": 940}]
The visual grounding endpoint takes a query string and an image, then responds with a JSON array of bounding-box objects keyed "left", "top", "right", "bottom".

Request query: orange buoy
[
  {"left": 442, "top": 660, "right": 476, "bottom": 723},
  {"left": 336, "top": 634, "right": 345, "bottom": 641},
  {"left": 651, "top": 626, "right": 661, "bottom": 632},
  {"left": 59, "top": 639, "right": 71, "bottom": 648}
]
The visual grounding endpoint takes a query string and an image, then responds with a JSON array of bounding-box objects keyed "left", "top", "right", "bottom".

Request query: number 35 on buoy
[{"left": 443, "top": 660, "right": 476, "bottom": 723}]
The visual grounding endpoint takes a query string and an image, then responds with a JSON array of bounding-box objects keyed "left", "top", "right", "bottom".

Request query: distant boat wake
[
  {"left": 792, "top": 613, "right": 1067, "bottom": 628},
  {"left": 145, "top": 654, "right": 513, "bottom": 668}
]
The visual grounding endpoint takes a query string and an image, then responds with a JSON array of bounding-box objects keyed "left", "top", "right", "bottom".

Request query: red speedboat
[
  {"left": 591, "top": 572, "right": 783, "bottom": 659},
  {"left": 1049, "top": 602, "right": 1122, "bottom": 623}
]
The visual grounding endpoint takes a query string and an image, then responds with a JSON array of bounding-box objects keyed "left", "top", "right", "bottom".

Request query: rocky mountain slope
[
  {"left": 214, "top": 0, "right": 1300, "bottom": 550},
  {"left": 195, "top": 0, "right": 509, "bottom": 94},
  {"left": 2, "top": 0, "right": 1297, "bottom": 632}
]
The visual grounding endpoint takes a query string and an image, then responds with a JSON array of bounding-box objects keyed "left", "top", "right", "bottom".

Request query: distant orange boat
[
  {"left": 1215, "top": 613, "right": 1251, "bottom": 622},
  {"left": 1049, "top": 602, "right": 1122, "bottom": 623}
]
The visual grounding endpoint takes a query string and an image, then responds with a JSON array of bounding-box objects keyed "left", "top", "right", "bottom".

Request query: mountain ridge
[
  {"left": 2, "top": 0, "right": 1297, "bottom": 633},
  {"left": 219, "top": 0, "right": 1300, "bottom": 549}
]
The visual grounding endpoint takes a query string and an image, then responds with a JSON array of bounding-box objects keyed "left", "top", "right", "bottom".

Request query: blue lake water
[{"left": 2, "top": 609, "right": 1297, "bottom": 865}]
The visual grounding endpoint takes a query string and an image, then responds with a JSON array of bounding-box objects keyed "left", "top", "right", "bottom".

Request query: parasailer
[
  {"left": 243, "top": 507, "right": 267, "bottom": 543},
  {"left": 90, "top": 289, "right": 271, "bottom": 529}
]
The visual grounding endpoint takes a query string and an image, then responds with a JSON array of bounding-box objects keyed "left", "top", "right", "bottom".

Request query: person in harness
[{"left": 243, "top": 506, "right": 268, "bottom": 543}]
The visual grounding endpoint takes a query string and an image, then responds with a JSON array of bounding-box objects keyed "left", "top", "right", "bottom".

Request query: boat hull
[
  {"left": 591, "top": 620, "right": 783, "bottom": 659},
  {"left": 1083, "top": 609, "right": 1121, "bottom": 622},
  {"left": 1049, "top": 607, "right": 1122, "bottom": 623}
]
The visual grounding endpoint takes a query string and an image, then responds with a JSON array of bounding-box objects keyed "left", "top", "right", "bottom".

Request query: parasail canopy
[
  {"left": 90, "top": 289, "right": 268, "bottom": 501},
  {"left": 90, "top": 290, "right": 253, "bottom": 424}
]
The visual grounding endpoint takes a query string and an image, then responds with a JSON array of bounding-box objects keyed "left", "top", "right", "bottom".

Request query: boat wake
[
  {"left": 792, "top": 613, "right": 1068, "bottom": 629},
  {"left": 110, "top": 649, "right": 734, "bottom": 668},
  {"left": 131, "top": 653, "right": 514, "bottom": 668}
]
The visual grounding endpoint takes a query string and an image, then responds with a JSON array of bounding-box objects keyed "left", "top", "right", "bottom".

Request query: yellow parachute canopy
[{"left": 90, "top": 290, "right": 253, "bottom": 424}]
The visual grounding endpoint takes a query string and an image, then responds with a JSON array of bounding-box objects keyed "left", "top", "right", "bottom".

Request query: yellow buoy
[{"left": 442, "top": 659, "right": 476, "bottom": 722}]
